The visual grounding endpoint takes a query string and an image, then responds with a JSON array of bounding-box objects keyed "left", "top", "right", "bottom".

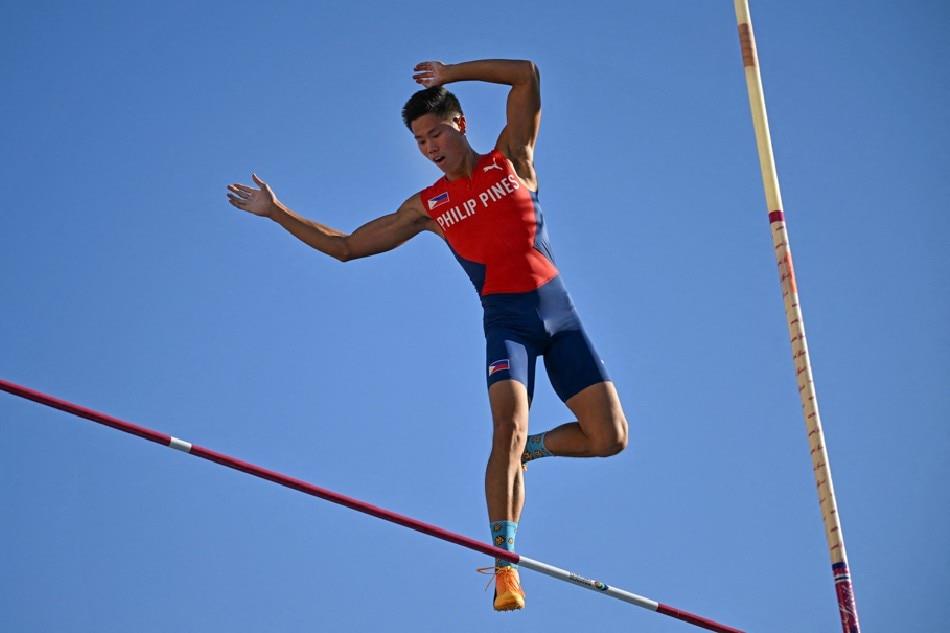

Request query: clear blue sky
[{"left": 2, "top": 2, "right": 947, "bottom": 632}]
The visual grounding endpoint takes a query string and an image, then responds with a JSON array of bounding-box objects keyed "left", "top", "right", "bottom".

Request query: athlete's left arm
[{"left": 413, "top": 59, "right": 541, "bottom": 188}]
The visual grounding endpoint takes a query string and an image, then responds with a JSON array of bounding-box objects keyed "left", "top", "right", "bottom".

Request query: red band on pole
[
  {"left": 768, "top": 210, "right": 785, "bottom": 223},
  {"left": 833, "top": 563, "right": 860, "bottom": 633},
  {"left": 738, "top": 24, "right": 756, "bottom": 68}
]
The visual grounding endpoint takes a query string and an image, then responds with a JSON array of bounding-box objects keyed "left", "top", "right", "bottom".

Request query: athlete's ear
[{"left": 456, "top": 114, "right": 467, "bottom": 134}]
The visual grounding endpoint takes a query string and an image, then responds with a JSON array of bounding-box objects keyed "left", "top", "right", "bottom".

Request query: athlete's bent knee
[{"left": 594, "top": 416, "right": 628, "bottom": 457}]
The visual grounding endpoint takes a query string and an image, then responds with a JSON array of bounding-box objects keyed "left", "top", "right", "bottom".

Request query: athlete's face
[{"left": 411, "top": 112, "right": 469, "bottom": 176}]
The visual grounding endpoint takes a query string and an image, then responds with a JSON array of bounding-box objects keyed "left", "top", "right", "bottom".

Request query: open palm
[
  {"left": 412, "top": 61, "right": 449, "bottom": 88},
  {"left": 227, "top": 174, "right": 278, "bottom": 217}
]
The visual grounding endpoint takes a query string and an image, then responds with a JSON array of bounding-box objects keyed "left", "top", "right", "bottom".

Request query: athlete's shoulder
[
  {"left": 398, "top": 192, "right": 427, "bottom": 217},
  {"left": 394, "top": 193, "right": 441, "bottom": 236}
]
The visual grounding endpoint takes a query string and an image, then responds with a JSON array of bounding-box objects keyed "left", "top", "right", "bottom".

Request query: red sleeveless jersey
[{"left": 419, "top": 149, "right": 558, "bottom": 297}]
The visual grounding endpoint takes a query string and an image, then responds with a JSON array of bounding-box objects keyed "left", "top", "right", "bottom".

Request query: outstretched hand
[
  {"left": 227, "top": 174, "right": 279, "bottom": 218},
  {"left": 412, "top": 61, "right": 450, "bottom": 88}
]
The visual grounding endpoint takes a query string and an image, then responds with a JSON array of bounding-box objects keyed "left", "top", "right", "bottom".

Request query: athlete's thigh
[
  {"left": 543, "top": 318, "right": 624, "bottom": 444},
  {"left": 542, "top": 326, "right": 610, "bottom": 404},
  {"left": 486, "top": 333, "right": 539, "bottom": 404},
  {"left": 564, "top": 380, "right": 626, "bottom": 441},
  {"left": 487, "top": 379, "right": 531, "bottom": 431}
]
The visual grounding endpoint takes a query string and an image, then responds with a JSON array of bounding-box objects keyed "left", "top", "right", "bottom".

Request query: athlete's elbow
[
  {"left": 332, "top": 247, "right": 351, "bottom": 263},
  {"left": 334, "top": 237, "right": 359, "bottom": 262},
  {"left": 523, "top": 60, "right": 540, "bottom": 85},
  {"left": 336, "top": 250, "right": 367, "bottom": 263}
]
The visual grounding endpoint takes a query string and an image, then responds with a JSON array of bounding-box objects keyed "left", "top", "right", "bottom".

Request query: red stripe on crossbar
[
  {"left": 3, "top": 379, "right": 751, "bottom": 632},
  {"left": 769, "top": 210, "right": 785, "bottom": 223},
  {"left": 0, "top": 381, "right": 171, "bottom": 446},
  {"left": 657, "top": 604, "right": 746, "bottom": 633},
  {"left": 0, "top": 379, "right": 519, "bottom": 564}
]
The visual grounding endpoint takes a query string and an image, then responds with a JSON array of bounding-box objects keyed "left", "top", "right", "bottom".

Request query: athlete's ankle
[
  {"left": 490, "top": 520, "right": 518, "bottom": 567},
  {"left": 521, "top": 432, "right": 553, "bottom": 465}
]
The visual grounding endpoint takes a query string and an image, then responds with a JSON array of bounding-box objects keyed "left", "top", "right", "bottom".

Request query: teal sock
[
  {"left": 490, "top": 520, "right": 518, "bottom": 568},
  {"left": 522, "top": 432, "right": 553, "bottom": 464}
]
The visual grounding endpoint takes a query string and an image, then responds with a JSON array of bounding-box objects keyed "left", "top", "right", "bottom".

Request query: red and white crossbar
[{"left": 1, "top": 379, "right": 745, "bottom": 633}]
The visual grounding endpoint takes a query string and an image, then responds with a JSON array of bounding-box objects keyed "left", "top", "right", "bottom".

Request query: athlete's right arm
[{"left": 227, "top": 174, "right": 434, "bottom": 262}]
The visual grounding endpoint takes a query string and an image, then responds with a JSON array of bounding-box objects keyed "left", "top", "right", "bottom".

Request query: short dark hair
[{"left": 401, "top": 86, "right": 463, "bottom": 130}]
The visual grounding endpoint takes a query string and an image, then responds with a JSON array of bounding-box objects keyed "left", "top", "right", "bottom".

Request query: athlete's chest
[{"left": 426, "top": 163, "right": 534, "bottom": 244}]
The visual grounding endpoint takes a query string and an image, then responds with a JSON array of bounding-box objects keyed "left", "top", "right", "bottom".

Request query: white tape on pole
[{"left": 168, "top": 436, "right": 192, "bottom": 452}]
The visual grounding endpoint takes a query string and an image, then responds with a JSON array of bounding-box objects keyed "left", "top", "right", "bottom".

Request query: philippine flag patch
[
  {"left": 427, "top": 192, "right": 450, "bottom": 210},
  {"left": 488, "top": 359, "right": 510, "bottom": 377}
]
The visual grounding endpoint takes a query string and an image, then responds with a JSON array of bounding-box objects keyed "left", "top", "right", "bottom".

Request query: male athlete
[{"left": 226, "top": 59, "right": 628, "bottom": 611}]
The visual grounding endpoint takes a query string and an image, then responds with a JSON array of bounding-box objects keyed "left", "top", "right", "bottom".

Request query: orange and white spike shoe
[{"left": 479, "top": 565, "right": 526, "bottom": 611}]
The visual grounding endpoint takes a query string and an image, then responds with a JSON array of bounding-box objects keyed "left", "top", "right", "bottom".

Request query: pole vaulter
[
  {"left": 733, "top": 3, "right": 861, "bottom": 632},
  {"left": 1, "top": 378, "right": 744, "bottom": 633}
]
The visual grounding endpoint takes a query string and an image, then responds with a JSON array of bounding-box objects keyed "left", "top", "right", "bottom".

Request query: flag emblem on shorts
[
  {"left": 428, "top": 192, "right": 450, "bottom": 210},
  {"left": 488, "top": 359, "right": 510, "bottom": 376}
]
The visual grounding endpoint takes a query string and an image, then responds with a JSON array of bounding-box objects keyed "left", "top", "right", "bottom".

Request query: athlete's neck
[{"left": 443, "top": 148, "right": 481, "bottom": 182}]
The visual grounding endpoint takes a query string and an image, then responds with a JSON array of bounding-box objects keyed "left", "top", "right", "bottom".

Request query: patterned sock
[
  {"left": 490, "top": 520, "right": 518, "bottom": 568},
  {"left": 522, "top": 432, "right": 553, "bottom": 464}
]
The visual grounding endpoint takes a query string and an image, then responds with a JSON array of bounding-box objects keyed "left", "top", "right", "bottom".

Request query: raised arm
[
  {"left": 227, "top": 174, "right": 434, "bottom": 262},
  {"left": 412, "top": 59, "right": 541, "bottom": 187}
]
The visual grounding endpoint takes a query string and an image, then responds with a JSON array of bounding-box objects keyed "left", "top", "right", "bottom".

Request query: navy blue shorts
[{"left": 482, "top": 276, "right": 610, "bottom": 403}]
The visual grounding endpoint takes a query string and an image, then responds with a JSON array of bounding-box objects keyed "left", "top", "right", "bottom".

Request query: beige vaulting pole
[{"left": 732, "top": 3, "right": 861, "bottom": 632}]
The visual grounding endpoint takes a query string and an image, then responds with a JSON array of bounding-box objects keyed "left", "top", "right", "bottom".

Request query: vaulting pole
[
  {"left": 0, "top": 378, "right": 746, "bottom": 633},
  {"left": 732, "top": 3, "right": 861, "bottom": 632}
]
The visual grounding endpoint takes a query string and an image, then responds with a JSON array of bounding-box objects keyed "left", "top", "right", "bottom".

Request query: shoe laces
[
  {"left": 476, "top": 566, "right": 497, "bottom": 591},
  {"left": 476, "top": 565, "right": 522, "bottom": 593}
]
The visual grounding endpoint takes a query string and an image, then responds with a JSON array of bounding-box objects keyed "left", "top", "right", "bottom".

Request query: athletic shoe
[{"left": 478, "top": 565, "right": 526, "bottom": 611}]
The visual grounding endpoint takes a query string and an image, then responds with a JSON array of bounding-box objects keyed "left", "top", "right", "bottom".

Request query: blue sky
[{"left": 2, "top": 2, "right": 947, "bottom": 632}]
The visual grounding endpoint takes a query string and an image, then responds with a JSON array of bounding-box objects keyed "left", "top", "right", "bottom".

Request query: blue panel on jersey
[
  {"left": 449, "top": 244, "right": 487, "bottom": 295},
  {"left": 531, "top": 190, "right": 556, "bottom": 264}
]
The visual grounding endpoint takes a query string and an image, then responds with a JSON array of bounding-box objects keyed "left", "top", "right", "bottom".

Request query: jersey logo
[
  {"left": 483, "top": 160, "right": 503, "bottom": 173},
  {"left": 428, "top": 192, "right": 450, "bottom": 210},
  {"left": 488, "top": 359, "right": 510, "bottom": 376}
]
